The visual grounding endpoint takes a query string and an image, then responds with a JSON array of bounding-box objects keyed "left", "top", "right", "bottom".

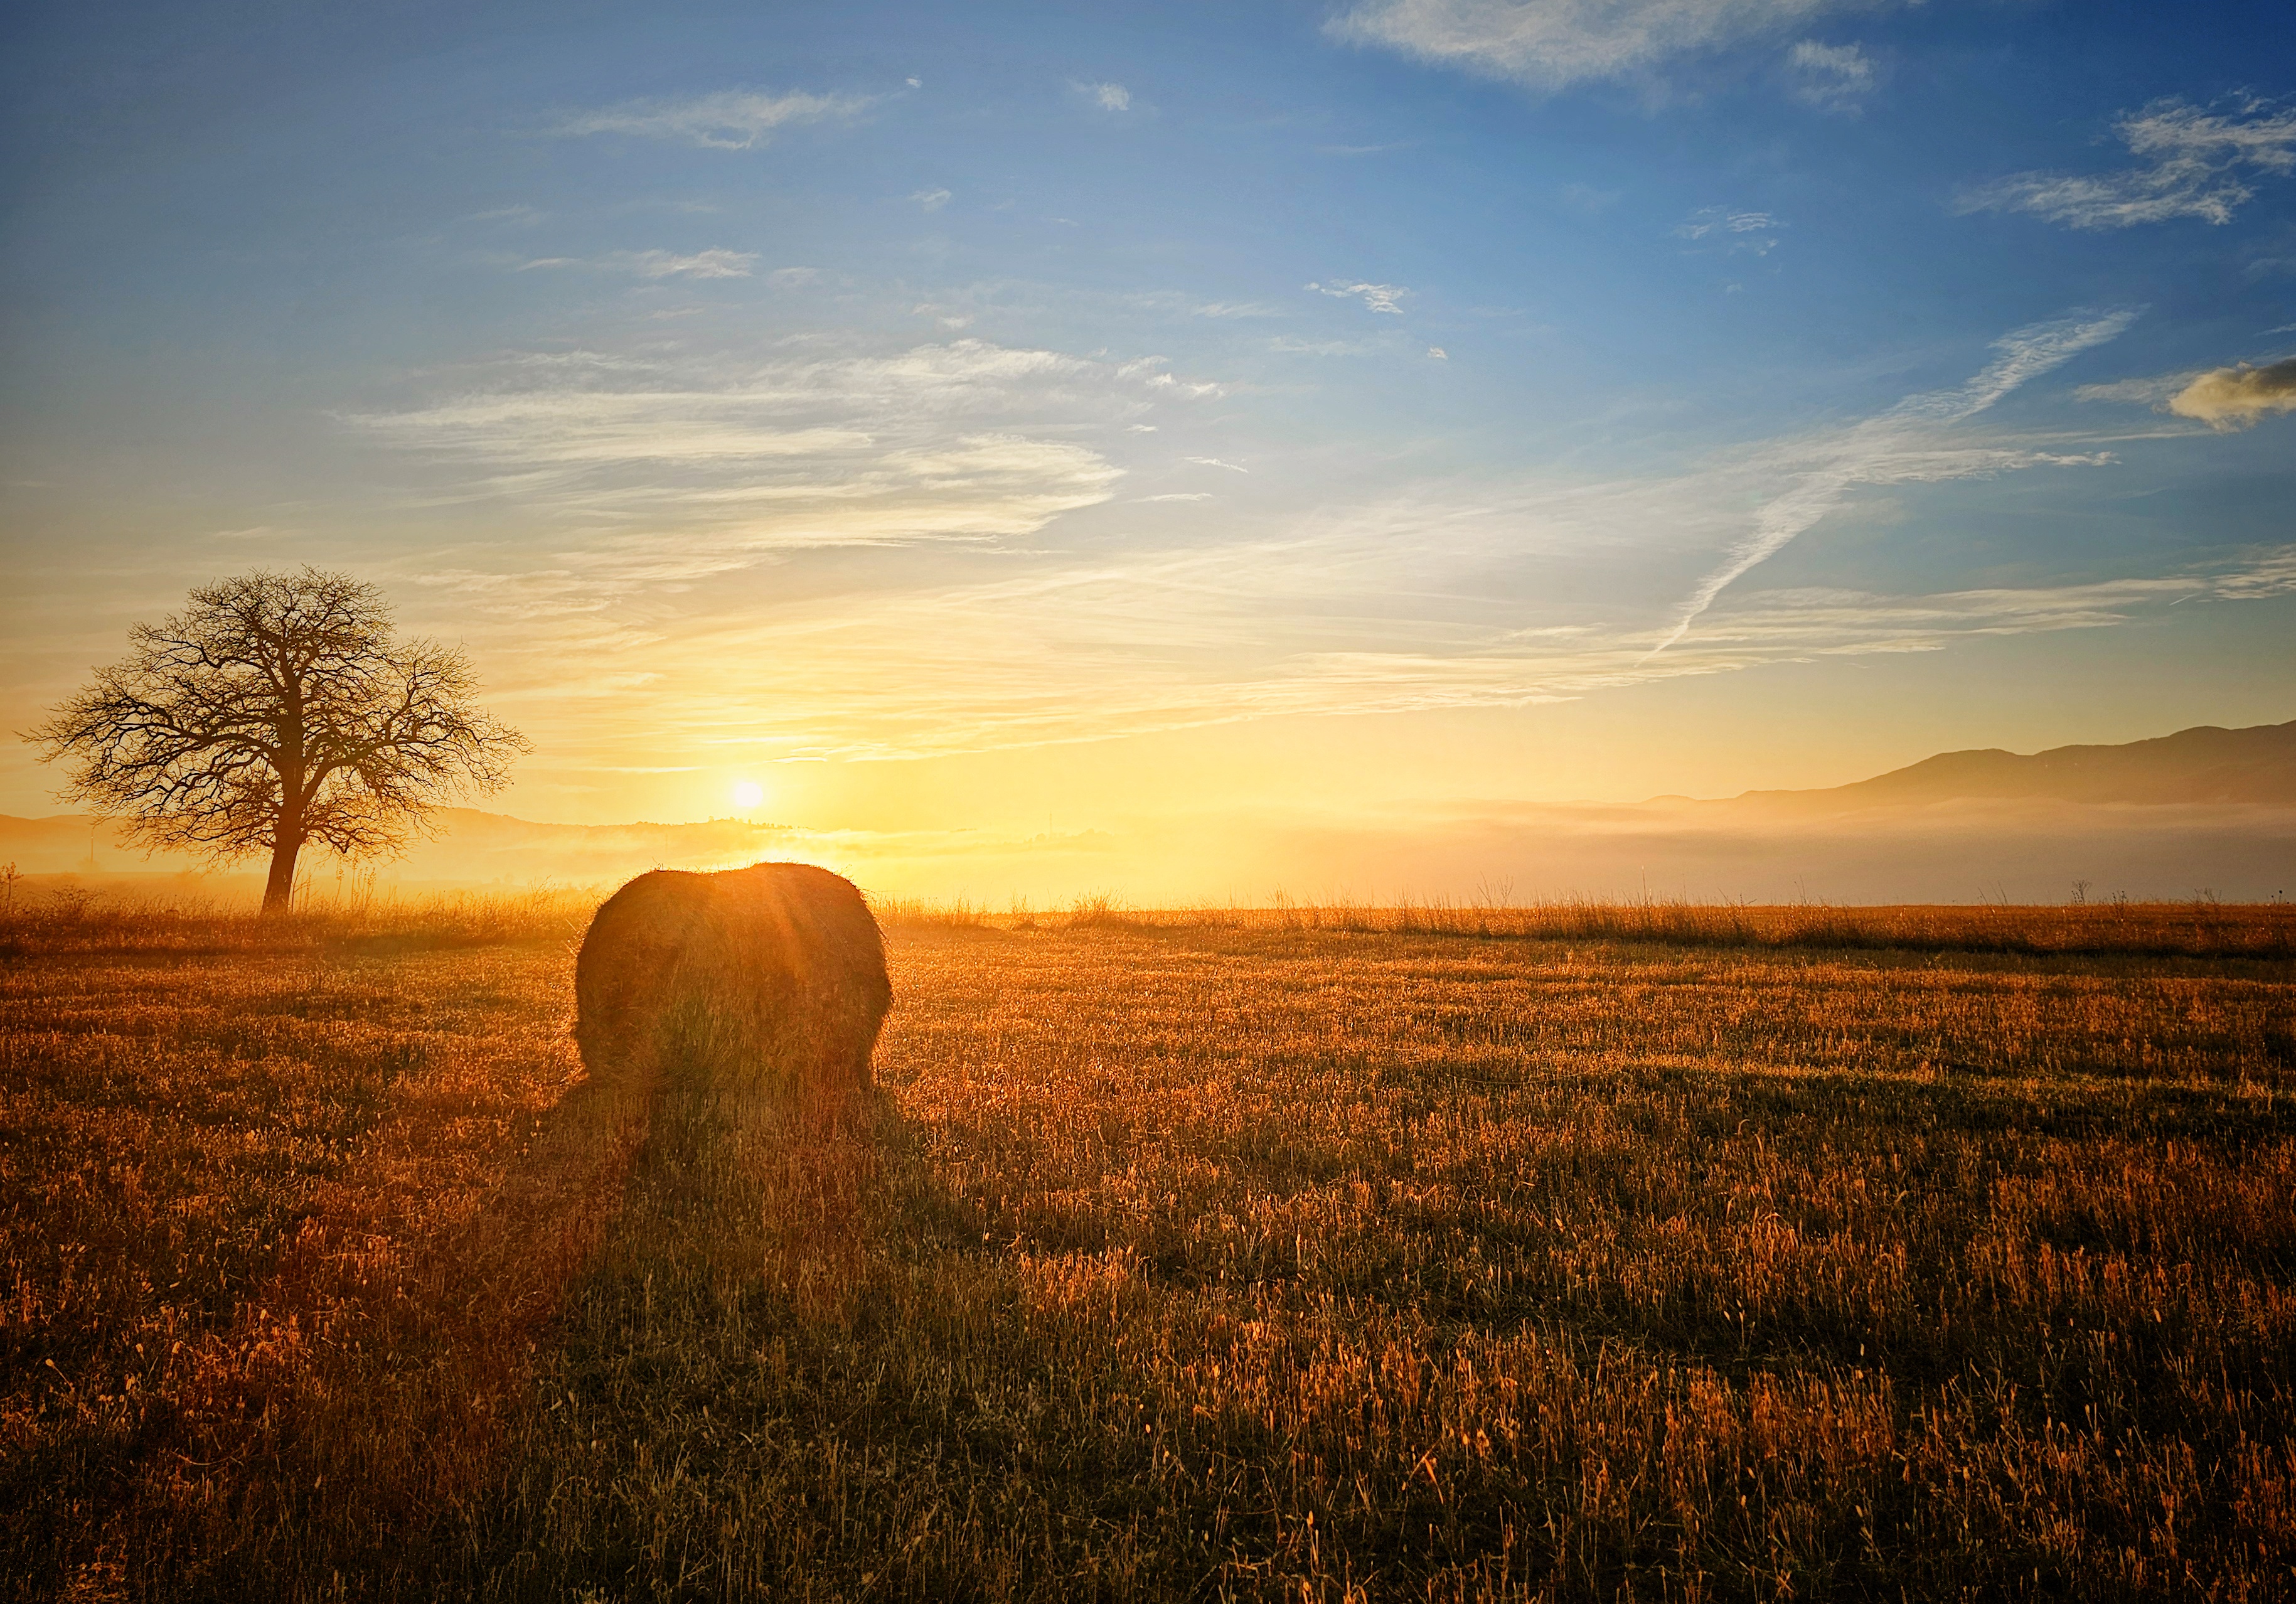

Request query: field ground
[{"left": 4, "top": 899, "right": 2295, "bottom": 1600}]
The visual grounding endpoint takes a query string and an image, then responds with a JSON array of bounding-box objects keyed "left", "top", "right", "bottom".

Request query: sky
[{"left": 3, "top": 0, "right": 2293, "bottom": 880}]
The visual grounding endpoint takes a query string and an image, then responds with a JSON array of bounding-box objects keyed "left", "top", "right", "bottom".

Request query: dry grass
[
  {"left": 4, "top": 901, "right": 2293, "bottom": 1600},
  {"left": 877, "top": 894, "right": 2296, "bottom": 960},
  {"left": 0, "top": 899, "right": 647, "bottom": 1599}
]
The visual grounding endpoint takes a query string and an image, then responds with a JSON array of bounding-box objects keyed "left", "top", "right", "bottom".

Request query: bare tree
[{"left": 26, "top": 567, "right": 529, "bottom": 912}]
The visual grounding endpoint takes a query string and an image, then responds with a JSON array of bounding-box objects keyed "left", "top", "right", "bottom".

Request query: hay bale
[{"left": 575, "top": 863, "right": 891, "bottom": 1095}]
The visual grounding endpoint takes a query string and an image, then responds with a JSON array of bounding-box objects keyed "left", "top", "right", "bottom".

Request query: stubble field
[{"left": 4, "top": 898, "right": 2293, "bottom": 1601}]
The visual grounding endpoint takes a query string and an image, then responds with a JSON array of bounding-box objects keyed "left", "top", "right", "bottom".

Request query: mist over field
[
  {"left": 12, "top": 720, "right": 2290, "bottom": 907},
  {"left": 15, "top": 798, "right": 2295, "bottom": 908}
]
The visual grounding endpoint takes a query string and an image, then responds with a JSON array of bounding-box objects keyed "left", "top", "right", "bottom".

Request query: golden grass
[
  {"left": 0, "top": 899, "right": 648, "bottom": 1599},
  {"left": 877, "top": 894, "right": 2296, "bottom": 959},
  {"left": 4, "top": 902, "right": 2293, "bottom": 1600}
]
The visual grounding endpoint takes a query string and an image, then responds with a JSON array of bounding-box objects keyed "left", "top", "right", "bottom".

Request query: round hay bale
[{"left": 575, "top": 862, "right": 891, "bottom": 1096}]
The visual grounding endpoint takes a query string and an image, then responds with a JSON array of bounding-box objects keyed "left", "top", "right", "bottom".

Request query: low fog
[{"left": 7, "top": 795, "right": 2289, "bottom": 909}]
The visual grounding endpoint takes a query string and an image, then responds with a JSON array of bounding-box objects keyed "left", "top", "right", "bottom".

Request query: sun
[{"left": 731, "top": 779, "right": 766, "bottom": 810}]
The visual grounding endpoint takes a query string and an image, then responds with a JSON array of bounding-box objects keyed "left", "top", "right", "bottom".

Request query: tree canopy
[{"left": 28, "top": 567, "right": 528, "bottom": 911}]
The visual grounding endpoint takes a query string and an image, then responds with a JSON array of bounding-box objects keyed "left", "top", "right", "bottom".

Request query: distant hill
[{"left": 1736, "top": 719, "right": 2296, "bottom": 810}]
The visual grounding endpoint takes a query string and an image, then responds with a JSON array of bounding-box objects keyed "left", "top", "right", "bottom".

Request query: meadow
[{"left": 4, "top": 895, "right": 2293, "bottom": 1601}]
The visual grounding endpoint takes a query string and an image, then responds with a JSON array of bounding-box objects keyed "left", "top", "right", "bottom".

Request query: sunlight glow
[{"left": 732, "top": 779, "right": 766, "bottom": 810}]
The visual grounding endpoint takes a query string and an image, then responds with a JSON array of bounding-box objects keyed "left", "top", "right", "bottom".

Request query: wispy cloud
[
  {"left": 910, "top": 301, "right": 972, "bottom": 330},
  {"left": 1675, "top": 208, "right": 1783, "bottom": 253},
  {"left": 2074, "top": 374, "right": 2189, "bottom": 407},
  {"left": 520, "top": 249, "right": 758, "bottom": 279},
  {"left": 1268, "top": 336, "right": 1373, "bottom": 356},
  {"left": 472, "top": 515, "right": 2296, "bottom": 766},
  {"left": 1076, "top": 81, "right": 1132, "bottom": 112},
  {"left": 2167, "top": 357, "right": 2296, "bottom": 429},
  {"left": 361, "top": 318, "right": 2294, "bottom": 777},
  {"left": 1786, "top": 40, "right": 1872, "bottom": 110},
  {"left": 1308, "top": 279, "right": 1411, "bottom": 314},
  {"left": 1330, "top": 0, "right": 1869, "bottom": 92},
  {"left": 1647, "top": 310, "right": 2138, "bottom": 655},
  {"left": 346, "top": 340, "right": 1228, "bottom": 589},
  {"left": 910, "top": 188, "right": 952, "bottom": 211},
  {"left": 1958, "top": 96, "right": 2296, "bottom": 229},
  {"left": 555, "top": 88, "right": 875, "bottom": 149},
  {"left": 1114, "top": 356, "right": 1224, "bottom": 397},
  {"left": 1183, "top": 456, "right": 1249, "bottom": 473},
  {"left": 1119, "top": 291, "right": 1291, "bottom": 321}
]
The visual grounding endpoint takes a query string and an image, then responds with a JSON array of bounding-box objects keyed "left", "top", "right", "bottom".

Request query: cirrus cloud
[
  {"left": 519, "top": 249, "right": 758, "bottom": 280},
  {"left": 1330, "top": 0, "right": 1881, "bottom": 92},
  {"left": 1675, "top": 208, "right": 1783, "bottom": 254},
  {"left": 1649, "top": 309, "right": 2139, "bottom": 655},
  {"left": 343, "top": 340, "right": 1226, "bottom": 570},
  {"left": 555, "top": 88, "right": 875, "bottom": 149},
  {"left": 1308, "top": 279, "right": 1411, "bottom": 314},
  {"left": 1957, "top": 96, "right": 2296, "bottom": 230},
  {"left": 1786, "top": 40, "right": 1873, "bottom": 110}
]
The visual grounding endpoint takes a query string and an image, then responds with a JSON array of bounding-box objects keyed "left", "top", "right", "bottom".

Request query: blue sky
[{"left": 4, "top": 0, "right": 2293, "bottom": 838}]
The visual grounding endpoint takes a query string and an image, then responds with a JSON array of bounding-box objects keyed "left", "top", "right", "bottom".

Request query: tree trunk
[
  {"left": 261, "top": 832, "right": 302, "bottom": 914},
  {"left": 265, "top": 738, "right": 307, "bottom": 915}
]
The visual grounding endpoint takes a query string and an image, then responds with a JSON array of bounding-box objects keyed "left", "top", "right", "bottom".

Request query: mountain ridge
[{"left": 1728, "top": 719, "right": 2296, "bottom": 810}]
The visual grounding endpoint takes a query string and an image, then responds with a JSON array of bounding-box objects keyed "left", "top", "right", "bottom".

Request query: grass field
[{"left": 4, "top": 897, "right": 2294, "bottom": 1601}]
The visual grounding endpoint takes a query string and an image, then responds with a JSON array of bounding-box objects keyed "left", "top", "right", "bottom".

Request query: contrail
[{"left": 1646, "top": 309, "right": 2138, "bottom": 658}]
